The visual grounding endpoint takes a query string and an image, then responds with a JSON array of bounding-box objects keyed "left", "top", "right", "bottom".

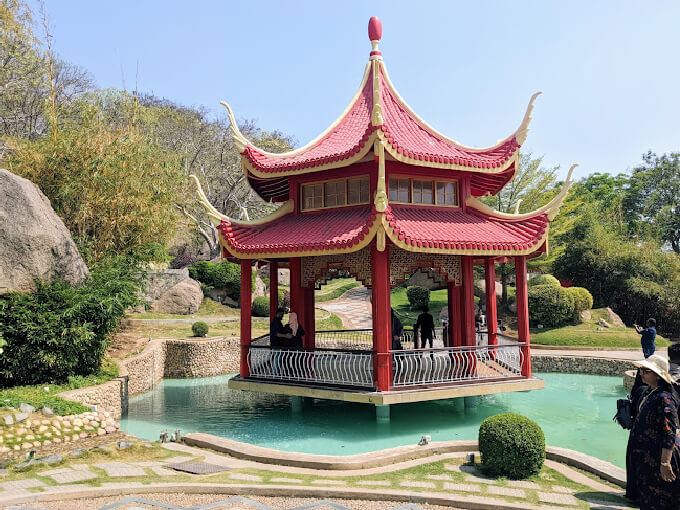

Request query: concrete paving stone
[
  {"left": 443, "top": 463, "right": 463, "bottom": 472},
  {"left": 355, "top": 480, "right": 391, "bottom": 486},
  {"left": 399, "top": 480, "right": 436, "bottom": 488},
  {"left": 270, "top": 477, "right": 303, "bottom": 483},
  {"left": 552, "top": 485, "right": 576, "bottom": 493},
  {"left": 507, "top": 480, "right": 541, "bottom": 490},
  {"left": 93, "top": 461, "right": 146, "bottom": 477},
  {"left": 538, "top": 491, "right": 580, "bottom": 506},
  {"left": 99, "top": 482, "right": 144, "bottom": 488},
  {"left": 311, "top": 479, "right": 348, "bottom": 485},
  {"left": 151, "top": 466, "right": 180, "bottom": 476},
  {"left": 426, "top": 474, "right": 452, "bottom": 480},
  {"left": 442, "top": 482, "right": 482, "bottom": 492},
  {"left": 487, "top": 486, "right": 527, "bottom": 498},
  {"left": 464, "top": 474, "right": 497, "bottom": 484},
  {"left": 0, "top": 478, "right": 45, "bottom": 490},
  {"left": 132, "top": 461, "right": 166, "bottom": 467},
  {"left": 44, "top": 483, "right": 89, "bottom": 492},
  {"left": 49, "top": 468, "right": 98, "bottom": 484},
  {"left": 37, "top": 467, "right": 72, "bottom": 476},
  {"left": 228, "top": 473, "right": 263, "bottom": 481},
  {"left": 162, "top": 456, "right": 197, "bottom": 464}
]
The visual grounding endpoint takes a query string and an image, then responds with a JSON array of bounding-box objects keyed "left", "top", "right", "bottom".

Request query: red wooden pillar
[
  {"left": 289, "top": 258, "right": 304, "bottom": 318},
  {"left": 371, "top": 243, "right": 392, "bottom": 391},
  {"left": 484, "top": 257, "right": 498, "bottom": 346},
  {"left": 240, "top": 259, "right": 252, "bottom": 378},
  {"left": 269, "top": 261, "right": 279, "bottom": 321},
  {"left": 461, "top": 256, "right": 476, "bottom": 347},
  {"left": 515, "top": 256, "right": 531, "bottom": 377},
  {"left": 303, "top": 286, "right": 315, "bottom": 348},
  {"left": 447, "top": 282, "right": 462, "bottom": 347}
]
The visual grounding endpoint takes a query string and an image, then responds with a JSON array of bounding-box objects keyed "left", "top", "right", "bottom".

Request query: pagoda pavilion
[{"left": 193, "top": 17, "right": 574, "bottom": 413}]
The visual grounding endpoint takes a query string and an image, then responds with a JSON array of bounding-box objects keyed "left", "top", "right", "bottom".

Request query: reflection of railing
[
  {"left": 246, "top": 346, "right": 374, "bottom": 388},
  {"left": 391, "top": 343, "right": 525, "bottom": 387}
]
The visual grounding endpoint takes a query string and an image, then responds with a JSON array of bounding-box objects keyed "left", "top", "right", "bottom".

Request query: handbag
[{"left": 613, "top": 398, "right": 633, "bottom": 430}]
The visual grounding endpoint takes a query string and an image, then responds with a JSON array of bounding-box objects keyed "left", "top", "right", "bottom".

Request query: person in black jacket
[{"left": 414, "top": 305, "right": 436, "bottom": 350}]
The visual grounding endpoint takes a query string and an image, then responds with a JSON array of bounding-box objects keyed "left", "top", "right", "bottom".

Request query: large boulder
[
  {"left": 604, "top": 307, "right": 626, "bottom": 328},
  {"left": 0, "top": 169, "right": 88, "bottom": 294},
  {"left": 150, "top": 278, "right": 203, "bottom": 315}
]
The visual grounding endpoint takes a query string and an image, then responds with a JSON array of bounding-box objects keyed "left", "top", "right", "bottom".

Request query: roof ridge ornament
[
  {"left": 515, "top": 92, "right": 542, "bottom": 145},
  {"left": 368, "top": 16, "right": 382, "bottom": 59}
]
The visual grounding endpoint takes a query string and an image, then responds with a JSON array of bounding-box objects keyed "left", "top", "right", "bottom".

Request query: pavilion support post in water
[
  {"left": 371, "top": 242, "right": 392, "bottom": 391},
  {"left": 461, "top": 256, "right": 476, "bottom": 347},
  {"left": 289, "top": 257, "right": 304, "bottom": 322},
  {"left": 269, "top": 260, "right": 279, "bottom": 321},
  {"left": 303, "top": 286, "right": 315, "bottom": 348},
  {"left": 484, "top": 257, "right": 498, "bottom": 346},
  {"left": 240, "top": 259, "right": 252, "bottom": 378},
  {"left": 447, "top": 282, "right": 462, "bottom": 347},
  {"left": 514, "top": 255, "right": 532, "bottom": 377}
]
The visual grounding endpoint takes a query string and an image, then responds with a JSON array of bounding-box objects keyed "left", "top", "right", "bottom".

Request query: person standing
[
  {"left": 414, "top": 305, "right": 436, "bottom": 350},
  {"left": 635, "top": 318, "right": 657, "bottom": 358},
  {"left": 628, "top": 354, "right": 680, "bottom": 509}
]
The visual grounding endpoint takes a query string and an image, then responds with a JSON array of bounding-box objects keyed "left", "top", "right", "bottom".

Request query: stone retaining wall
[
  {"left": 59, "top": 336, "right": 239, "bottom": 417},
  {"left": 531, "top": 355, "right": 636, "bottom": 376},
  {"left": 164, "top": 337, "right": 240, "bottom": 378}
]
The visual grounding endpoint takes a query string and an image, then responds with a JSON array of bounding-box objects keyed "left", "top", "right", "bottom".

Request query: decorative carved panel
[
  {"left": 389, "top": 246, "right": 461, "bottom": 286},
  {"left": 301, "top": 246, "right": 372, "bottom": 289}
]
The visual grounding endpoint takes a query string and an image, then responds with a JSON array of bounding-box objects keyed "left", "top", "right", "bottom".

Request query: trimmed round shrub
[
  {"left": 191, "top": 321, "right": 209, "bottom": 337},
  {"left": 566, "top": 286, "right": 593, "bottom": 316},
  {"left": 478, "top": 413, "right": 545, "bottom": 479},
  {"left": 527, "top": 284, "right": 575, "bottom": 327},
  {"left": 406, "top": 285, "right": 431, "bottom": 310},
  {"left": 528, "top": 273, "right": 561, "bottom": 288},
  {"left": 251, "top": 296, "right": 270, "bottom": 317}
]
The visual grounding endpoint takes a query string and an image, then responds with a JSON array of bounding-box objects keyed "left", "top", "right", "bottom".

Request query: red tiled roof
[
  {"left": 217, "top": 206, "right": 377, "bottom": 255},
  {"left": 384, "top": 205, "right": 549, "bottom": 252},
  {"left": 240, "top": 64, "right": 522, "bottom": 186}
]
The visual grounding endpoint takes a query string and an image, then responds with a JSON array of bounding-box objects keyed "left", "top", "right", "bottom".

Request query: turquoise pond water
[{"left": 120, "top": 372, "right": 629, "bottom": 468}]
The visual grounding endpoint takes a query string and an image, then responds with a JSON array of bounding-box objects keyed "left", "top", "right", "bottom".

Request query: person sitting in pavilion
[
  {"left": 281, "top": 312, "right": 304, "bottom": 349},
  {"left": 270, "top": 307, "right": 291, "bottom": 348},
  {"left": 390, "top": 308, "right": 403, "bottom": 350}
]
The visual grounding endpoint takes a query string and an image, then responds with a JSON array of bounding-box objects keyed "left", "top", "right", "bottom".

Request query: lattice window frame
[
  {"left": 389, "top": 246, "right": 461, "bottom": 286},
  {"left": 301, "top": 246, "right": 372, "bottom": 289}
]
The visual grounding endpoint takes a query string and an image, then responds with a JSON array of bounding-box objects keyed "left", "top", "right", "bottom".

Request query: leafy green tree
[
  {"left": 5, "top": 90, "right": 184, "bottom": 263},
  {"left": 624, "top": 151, "right": 680, "bottom": 253}
]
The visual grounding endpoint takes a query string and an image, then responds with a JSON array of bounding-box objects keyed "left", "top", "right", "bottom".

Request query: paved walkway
[
  {"left": 320, "top": 287, "right": 373, "bottom": 329},
  {"left": 1, "top": 439, "right": 632, "bottom": 510}
]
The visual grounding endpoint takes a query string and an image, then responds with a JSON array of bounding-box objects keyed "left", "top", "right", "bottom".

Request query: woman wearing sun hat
[{"left": 627, "top": 354, "right": 680, "bottom": 509}]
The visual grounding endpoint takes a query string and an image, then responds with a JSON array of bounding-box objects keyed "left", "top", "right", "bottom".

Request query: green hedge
[
  {"left": 478, "top": 413, "right": 545, "bottom": 479},
  {"left": 188, "top": 260, "right": 255, "bottom": 301},
  {"left": 566, "top": 286, "right": 593, "bottom": 318},
  {"left": 192, "top": 321, "right": 209, "bottom": 337},
  {"left": 528, "top": 274, "right": 561, "bottom": 288},
  {"left": 252, "top": 296, "right": 270, "bottom": 317},
  {"left": 527, "top": 284, "right": 576, "bottom": 327},
  {"left": 0, "top": 255, "right": 144, "bottom": 387},
  {"left": 406, "top": 286, "right": 430, "bottom": 310}
]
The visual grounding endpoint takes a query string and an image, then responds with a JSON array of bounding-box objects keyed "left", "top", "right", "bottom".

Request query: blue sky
[{"left": 33, "top": 1, "right": 680, "bottom": 181}]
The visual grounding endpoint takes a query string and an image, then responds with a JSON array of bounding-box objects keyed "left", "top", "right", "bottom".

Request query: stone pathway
[
  {"left": 320, "top": 287, "right": 372, "bottom": 329},
  {"left": 0, "top": 440, "right": 634, "bottom": 510}
]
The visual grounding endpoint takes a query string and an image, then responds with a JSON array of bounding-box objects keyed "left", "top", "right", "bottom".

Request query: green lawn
[
  {"left": 531, "top": 308, "right": 671, "bottom": 348},
  {"left": 132, "top": 298, "right": 239, "bottom": 319},
  {"left": 315, "top": 278, "right": 361, "bottom": 303},
  {"left": 390, "top": 286, "right": 448, "bottom": 327}
]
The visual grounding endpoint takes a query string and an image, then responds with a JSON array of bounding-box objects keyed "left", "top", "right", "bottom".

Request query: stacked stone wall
[
  {"left": 531, "top": 355, "right": 635, "bottom": 376},
  {"left": 164, "top": 337, "right": 240, "bottom": 378}
]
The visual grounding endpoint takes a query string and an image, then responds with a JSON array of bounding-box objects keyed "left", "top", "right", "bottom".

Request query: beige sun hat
[{"left": 633, "top": 354, "right": 673, "bottom": 384}]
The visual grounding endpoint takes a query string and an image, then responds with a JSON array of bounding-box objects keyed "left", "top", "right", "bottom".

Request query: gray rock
[
  {"left": 13, "top": 412, "right": 29, "bottom": 423},
  {"left": 142, "top": 268, "right": 190, "bottom": 302},
  {"left": 3, "top": 414, "right": 13, "bottom": 426},
  {"left": 41, "top": 406, "right": 54, "bottom": 416},
  {"left": 0, "top": 169, "right": 88, "bottom": 295},
  {"left": 254, "top": 275, "right": 266, "bottom": 297},
  {"left": 597, "top": 318, "right": 612, "bottom": 329},
  {"left": 580, "top": 310, "right": 592, "bottom": 320},
  {"left": 150, "top": 278, "right": 203, "bottom": 315},
  {"left": 19, "top": 403, "right": 35, "bottom": 414},
  {"left": 69, "top": 448, "right": 86, "bottom": 458},
  {"left": 37, "top": 454, "right": 62, "bottom": 464},
  {"left": 0, "top": 468, "right": 7, "bottom": 476},
  {"left": 0, "top": 459, "right": 13, "bottom": 469},
  {"left": 605, "top": 307, "right": 626, "bottom": 328},
  {"left": 15, "top": 459, "right": 36, "bottom": 469},
  {"left": 117, "top": 441, "right": 133, "bottom": 450}
]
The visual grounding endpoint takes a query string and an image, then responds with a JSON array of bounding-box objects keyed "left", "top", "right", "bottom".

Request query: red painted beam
[
  {"left": 240, "top": 260, "right": 252, "bottom": 378},
  {"left": 447, "top": 282, "right": 462, "bottom": 347},
  {"left": 269, "top": 260, "right": 279, "bottom": 321},
  {"left": 371, "top": 243, "right": 391, "bottom": 392},
  {"left": 303, "top": 286, "right": 315, "bottom": 349},
  {"left": 484, "top": 257, "right": 498, "bottom": 346},
  {"left": 515, "top": 255, "right": 532, "bottom": 377},
  {"left": 461, "top": 256, "right": 476, "bottom": 347}
]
